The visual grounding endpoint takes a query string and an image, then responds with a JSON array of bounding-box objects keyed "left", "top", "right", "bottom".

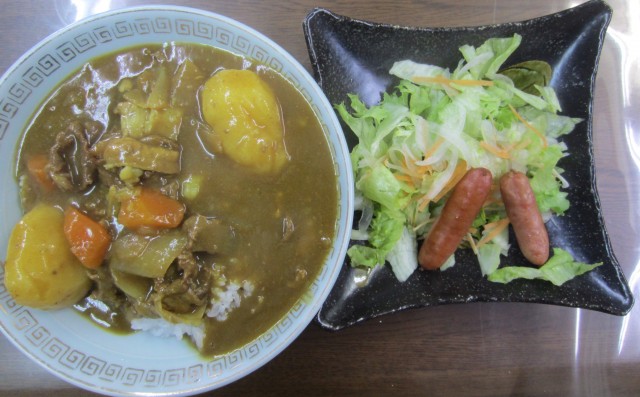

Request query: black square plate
[{"left": 303, "top": 0, "right": 634, "bottom": 330}]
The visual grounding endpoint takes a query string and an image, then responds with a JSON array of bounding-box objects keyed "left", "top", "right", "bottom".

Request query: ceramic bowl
[{"left": 0, "top": 6, "right": 353, "bottom": 396}]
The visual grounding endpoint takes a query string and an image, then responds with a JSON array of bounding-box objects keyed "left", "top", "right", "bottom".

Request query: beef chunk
[
  {"left": 48, "top": 121, "right": 102, "bottom": 191},
  {"left": 182, "top": 215, "right": 236, "bottom": 255},
  {"left": 152, "top": 253, "right": 212, "bottom": 314}
]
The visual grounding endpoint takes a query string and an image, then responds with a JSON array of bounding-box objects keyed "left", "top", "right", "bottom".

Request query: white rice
[
  {"left": 206, "top": 280, "right": 254, "bottom": 321},
  {"left": 130, "top": 317, "right": 206, "bottom": 350},
  {"left": 130, "top": 279, "right": 254, "bottom": 348}
]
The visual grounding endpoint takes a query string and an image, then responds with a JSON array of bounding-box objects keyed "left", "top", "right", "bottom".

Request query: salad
[{"left": 337, "top": 34, "right": 602, "bottom": 285}]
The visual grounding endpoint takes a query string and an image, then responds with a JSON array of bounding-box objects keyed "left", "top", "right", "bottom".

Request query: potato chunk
[
  {"left": 201, "top": 69, "right": 289, "bottom": 174},
  {"left": 4, "top": 204, "right": 91, "bottom": 309}
]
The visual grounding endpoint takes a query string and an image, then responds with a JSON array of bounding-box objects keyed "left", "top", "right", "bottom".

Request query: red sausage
[
  {"left": 419, "top": 167, "right": 493, "bottom": 270},
  {"left": 500, "top": 171, "right": 549, "bottom": 266}
]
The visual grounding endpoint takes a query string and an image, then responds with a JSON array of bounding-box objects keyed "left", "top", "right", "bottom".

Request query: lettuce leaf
[
  {"left": 458, "top": 34, "right": 522, "bottom": 79},
  {"left": 385, "top": 226, "right": 418, "bottom": 282},
  {"left": 477, "top": 243, "right": 503, "bottom": 276},
  {"left": 348, "top": 208, "right": 404, "bottom": 268},
  {"left": 356, "top": 163, "right": 407, "bottom": 211},
  {"left": 528, "top": 145, "right": 570, "bottom": 215},
  {"left": 487, "top": 248, "right": 602, "bottom": 286}
]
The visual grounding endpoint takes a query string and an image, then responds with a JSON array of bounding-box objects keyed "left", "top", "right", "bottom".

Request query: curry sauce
[{"left": 9, "top": 43, "right": 338, "bottom": 356}]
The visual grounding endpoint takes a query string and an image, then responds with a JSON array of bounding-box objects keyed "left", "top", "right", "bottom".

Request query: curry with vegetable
[{"left": 2, "top": 43, "right": 338, "bottom": 356}]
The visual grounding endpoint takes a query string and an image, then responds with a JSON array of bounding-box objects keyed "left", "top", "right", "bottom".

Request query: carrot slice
[
  {"left": 63, "top": 206, "right": 112, "bottom": 269},
  {"left": 26, "top": 154, "right": 55, "bottom": 192},
  {"left": 118, "top": 187, "right": 185, "bottom": 230}
]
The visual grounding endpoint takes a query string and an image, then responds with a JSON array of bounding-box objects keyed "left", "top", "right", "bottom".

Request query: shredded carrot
[
  {"left": 415, "top": 164, "right": 434, "bottom": 176},
  {"left": 480, "top": 141, "right": 511, "bottom": 159},
  {"left": 508, "top": 104, "right": 548, "bottom": 147},
  {"left": 477, "top": 218, "right": 510, "bottom": 248},
  {"left": 400, "top": 156, "right": 417, "bottom": 177},
  {"left": 412, "top": 75, "right": 494, "bottom": 89},
  {"left": 422, "top": 136, "right": 446, "bottom": 161},
  {"left": 394, "top": 173, "right": 416, "bottom": 188},
  {"left": 416, "top": 160, "right": 468, "bottom": 212},
  {"left": 432, "top": 160, "right": 468, "bottom": 203},
  {"left": 466, "top": 233, "right": 479, "bottom": 255},
  {"left": 394, "top": 174, "right": 413, "bottom": 183},
  {"left": 501, "top": 141, "right": 518, "bottom": 152},
  {"left": 513, "top": 137, "right": 532, "bottom": 151},
  {"left": 483, "top": 218, "right": 507, "bottom": 232}
]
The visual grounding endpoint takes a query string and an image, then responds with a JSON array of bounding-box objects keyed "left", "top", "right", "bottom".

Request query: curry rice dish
[{"left": 3, "top": 43, "right": 339, "bottom": 356}]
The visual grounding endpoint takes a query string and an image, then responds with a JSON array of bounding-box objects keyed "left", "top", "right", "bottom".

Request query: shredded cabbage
[{"left": 338, "top": 34, "right": 598, "bottom": 285}]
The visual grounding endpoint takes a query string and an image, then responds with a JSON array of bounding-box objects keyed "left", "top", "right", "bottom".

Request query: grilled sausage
[
  {"left": 419, "top": 167, "right": 493, "bottom": 270},
  {"left": 500, "top": 170, "right": 549, "bottom": 266}
]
